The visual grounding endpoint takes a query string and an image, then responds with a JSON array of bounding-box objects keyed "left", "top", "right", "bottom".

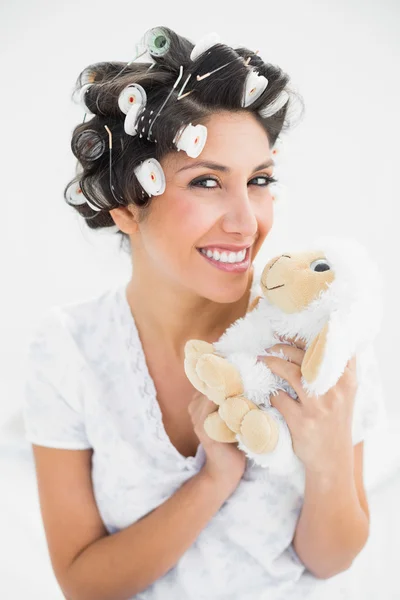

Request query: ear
[
  {"left": 109, "top": 205, "right": 139, "bottom": 235},
  {"left": 301, "top": 322, "right": 329, "bottom": 384}
]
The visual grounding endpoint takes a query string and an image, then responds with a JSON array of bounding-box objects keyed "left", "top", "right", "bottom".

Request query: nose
[{"left": 221, "top": 190, "right": 258, "bottom": 238}]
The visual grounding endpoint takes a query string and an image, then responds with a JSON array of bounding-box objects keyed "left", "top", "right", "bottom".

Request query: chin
[{"left": 197, "top": 277, "right": 250, "bottom": 305}]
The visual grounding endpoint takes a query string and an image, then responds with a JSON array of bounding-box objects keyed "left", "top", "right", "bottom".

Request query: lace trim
[
  {"left": 118, "top": 268, "right": 261, "bottom": 470},
  {"left": 118, "top": 284, "right": 203, "bottom": 469}
]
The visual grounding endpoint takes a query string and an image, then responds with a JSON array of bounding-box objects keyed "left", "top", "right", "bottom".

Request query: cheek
[
  {"left": 177, "top": 199, "right": 219, "bottom": 239},
  {"left": 161, "top": 192, "right": 220, "bottom": 241},
  {"left": 143, "top": 193, "right": 217, "bottom": 257},
  {"left": 252, "top": 198, "right": 274, "bottom": 254}
]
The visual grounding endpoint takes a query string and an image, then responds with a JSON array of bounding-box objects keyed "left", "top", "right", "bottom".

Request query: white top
[{"left": 22, "top": 280, "right": 386, "bottom": 600}]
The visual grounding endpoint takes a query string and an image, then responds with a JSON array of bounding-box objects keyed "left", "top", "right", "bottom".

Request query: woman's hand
[
  {"left": 188, "top": 391, "right": 246, "bottom": 491},
  {"left": 258, "top": 337, "right": 358, "bottom": 474}
]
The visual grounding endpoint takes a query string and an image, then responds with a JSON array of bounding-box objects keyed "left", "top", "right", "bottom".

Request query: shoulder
[
  {"left": 55, "top": 284, "right": 124, "bottom": 335},
  {"left": 26, "top": 283, "right": 129, "bottom": 382},
  {"left": 50, "top": 284, "right": 127, "bottom": 352}
]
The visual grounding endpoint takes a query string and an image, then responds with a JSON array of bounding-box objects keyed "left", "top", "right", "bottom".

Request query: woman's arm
[
  {"left": 292, "top": 441, "right": 369, "bottom": 579},
  {"left": 259, "top": 342, "right": 372, "bottom": 580},
  {"left": 65, "top": 470, "right": 234, "bottom": 600},
  {"left": 32, "top": 443, "right": 238, "bottom": 600}
]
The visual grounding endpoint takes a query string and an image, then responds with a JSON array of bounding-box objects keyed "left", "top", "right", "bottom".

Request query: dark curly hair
[{"left": 64, "top": 26, "right": 304, "bottom": 254}]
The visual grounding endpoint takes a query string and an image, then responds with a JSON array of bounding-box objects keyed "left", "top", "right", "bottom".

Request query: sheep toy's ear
[
  {"left": 301, "top": 312, "right": 358, "bottom": 397},
  {"left": 301, "top": 322, "right": 329, "bottom": 385}
]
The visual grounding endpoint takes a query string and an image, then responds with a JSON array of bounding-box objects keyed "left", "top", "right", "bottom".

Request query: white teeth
[{"left": 200, "top": 248, "right": 247, "bottom": 263}]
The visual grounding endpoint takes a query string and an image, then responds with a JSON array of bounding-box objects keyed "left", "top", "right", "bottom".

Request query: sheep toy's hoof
[
  {"left": 196, "top": 354, "right": 245, "bottom": 404},
  {"left": 184, "top": 340, "right": 215, "bottom": 360},
  {"left": 239, "top": 410, "right": 279, "bottom": 453},
  {"left": 218, "top": 395, "right": 258, "bottom": 433},
  {"left": 184, "top": 340, "right": 217, "bottom": 397},
  {"left": 204, "top": 411, "right": 237, "bottom": 443}
]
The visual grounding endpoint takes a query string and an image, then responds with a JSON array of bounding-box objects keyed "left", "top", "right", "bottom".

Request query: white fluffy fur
[{"left": 212, "top": 236, "right": 384, "bottom": 471}]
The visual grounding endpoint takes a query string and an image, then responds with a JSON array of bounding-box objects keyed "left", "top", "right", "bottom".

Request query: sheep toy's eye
[{"left": 310, "top": 258, "right": 331, "bottom": 272}]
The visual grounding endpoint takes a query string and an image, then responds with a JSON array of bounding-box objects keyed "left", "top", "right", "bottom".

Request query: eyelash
[{"left": 189, "top": 175, "right": 278, "bottom": 191}]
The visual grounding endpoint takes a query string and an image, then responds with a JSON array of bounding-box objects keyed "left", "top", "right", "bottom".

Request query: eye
[
  {"left": 189, "top": 177, "right": 219, "bottom": 189},
  {"left": 250, "top": 175, "right": 278, "bottom": 187},
  {"left": 189, "top": 174, "right": 278, "bottom": 191},
  {"left": 310, "top": 258, "right": 331, "bottom": 272}
]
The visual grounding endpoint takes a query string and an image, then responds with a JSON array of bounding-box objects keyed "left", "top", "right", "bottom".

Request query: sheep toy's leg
[
  {"left": 239, "top": 410, "right": 280, "bottom": 453},
  {"left": 184, "top": 340, "right": 217, "bottom": 397},
  {"left": 218, "top": 395, "right": 259, "bottom": 434},
  {"left": 195, "top": 354, "right": 244, "bottom": 405},
  {"left": 203, "top": 411, "right": 237, "bottom": 443},
  {"left": 185, "top": 340, "right": 215, "bottom": 359},
  {"left": 205, "top": 395, "right": 280, "bottom": 452}
]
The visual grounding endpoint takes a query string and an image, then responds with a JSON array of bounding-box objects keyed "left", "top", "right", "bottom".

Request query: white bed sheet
[{"left": 1, "top": 409, "right": 400, "bottom": 600}]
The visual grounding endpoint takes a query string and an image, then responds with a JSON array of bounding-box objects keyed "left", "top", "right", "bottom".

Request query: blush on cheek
[{"left": 176, "top": 201, "right": 218, "bottom": 244}]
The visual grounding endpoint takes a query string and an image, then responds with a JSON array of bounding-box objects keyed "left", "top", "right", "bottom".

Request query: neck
[{"left": 125, "top": 262, "right": 254, "bottom": 362}]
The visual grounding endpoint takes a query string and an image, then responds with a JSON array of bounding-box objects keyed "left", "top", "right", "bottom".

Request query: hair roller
[{"left": 71, "top": 129, "right": 106, "bottom": 163}]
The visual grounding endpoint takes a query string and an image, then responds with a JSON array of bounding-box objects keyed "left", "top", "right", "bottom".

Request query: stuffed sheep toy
[{"left": 184, "top": 236, "right": 383, "bottom": 473}]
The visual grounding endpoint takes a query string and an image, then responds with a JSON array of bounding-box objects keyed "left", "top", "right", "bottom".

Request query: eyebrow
[{"left": 177, "top": 159, "right": 275, "bottom": 173}]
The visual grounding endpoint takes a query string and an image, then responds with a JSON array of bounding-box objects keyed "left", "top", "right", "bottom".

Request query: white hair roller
[
  {"left": 134, "top": 159, "right": 166, "bottom": 197},
  {"left": 66, "top": 181, "right": 86, "bottom": 207},
  {"left": 190, "top": 32, "right": 221, "bottom": 61},
  {"left": 66, "top": 181, "right": 102, "bottom": 212},
  {"left": 118, "top": 84, "right": 148, "bottom": 137},
  {"left": 118, "top": 84, "right": 147, "bottom": 115},
  {"left": 258, "top": 90, "right": 289, "bottom": 118},
  {"left": 73, "top": 83, "right": 94, "bottom": 115},
  {"left": 242, "top": 70, "right": 269, "bottom": 107},
  {"left": 173, "top": 123, "right": 208, "bottom": 158},
  {"left": 124, "top": 106, "right": 143, "bottom": 136}
]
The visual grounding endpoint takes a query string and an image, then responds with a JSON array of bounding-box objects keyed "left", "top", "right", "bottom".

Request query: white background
[
  {"left": 1, "top": 1, "right": 399, "bottom": 598},
  {"left": 1, "top": 0, "right": 399, "bottom": 423}
]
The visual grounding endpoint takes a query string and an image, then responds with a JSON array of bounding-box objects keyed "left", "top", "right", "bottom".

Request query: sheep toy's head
[
  {"left": 254, "top": 236, "right": 384, "bottom": 395},
  {"left": 260, "top": 249, "right": 335, "bottom": 313}
]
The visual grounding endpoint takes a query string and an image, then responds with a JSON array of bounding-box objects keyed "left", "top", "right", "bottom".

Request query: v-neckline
[{"left": 117, "top": 269, "right": 261, "bottom": 469}]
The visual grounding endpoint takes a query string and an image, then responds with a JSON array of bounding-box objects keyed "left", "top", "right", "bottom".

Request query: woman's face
[{"left": 129, "top": 110, "right": 275, "bottom": 303}]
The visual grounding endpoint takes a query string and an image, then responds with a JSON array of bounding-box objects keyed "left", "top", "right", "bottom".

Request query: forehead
[{"left": 162, "top": 111, "right": 271, "bottom": 172}]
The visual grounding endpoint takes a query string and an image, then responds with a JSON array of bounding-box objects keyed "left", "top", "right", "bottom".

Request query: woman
[{"left": 23, "top": 26, "right": 380, "bottom": 600}]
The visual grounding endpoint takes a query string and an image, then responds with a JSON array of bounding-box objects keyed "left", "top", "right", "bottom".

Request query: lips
[{"left": 197, "top": 246, "right": 251, "bottom": 273}]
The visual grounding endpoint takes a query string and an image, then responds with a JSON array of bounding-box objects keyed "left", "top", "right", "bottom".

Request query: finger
[
  {"left": 269, "top": 389, "right": 302, "bottom": 421},
  {"left": 277, "top": 334, "right": 306, "bottom": 350},
  {"left": 261, "top": 355, "right": 308, "bottom": 404},
  {"left": 189, "top": 394, "right": 218, "bottom": 422},
  {"left": 262, "top": 343, "right": 304, "bottom": 367},
  {"left": 346, "top": 355, "right": 357, "bottom": 370},
  {"left": 201, "top": 397, "right": 220, "bottom": 416},
  {"left": 188, "top": 392, "right": 206, "bottom": 415}
]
